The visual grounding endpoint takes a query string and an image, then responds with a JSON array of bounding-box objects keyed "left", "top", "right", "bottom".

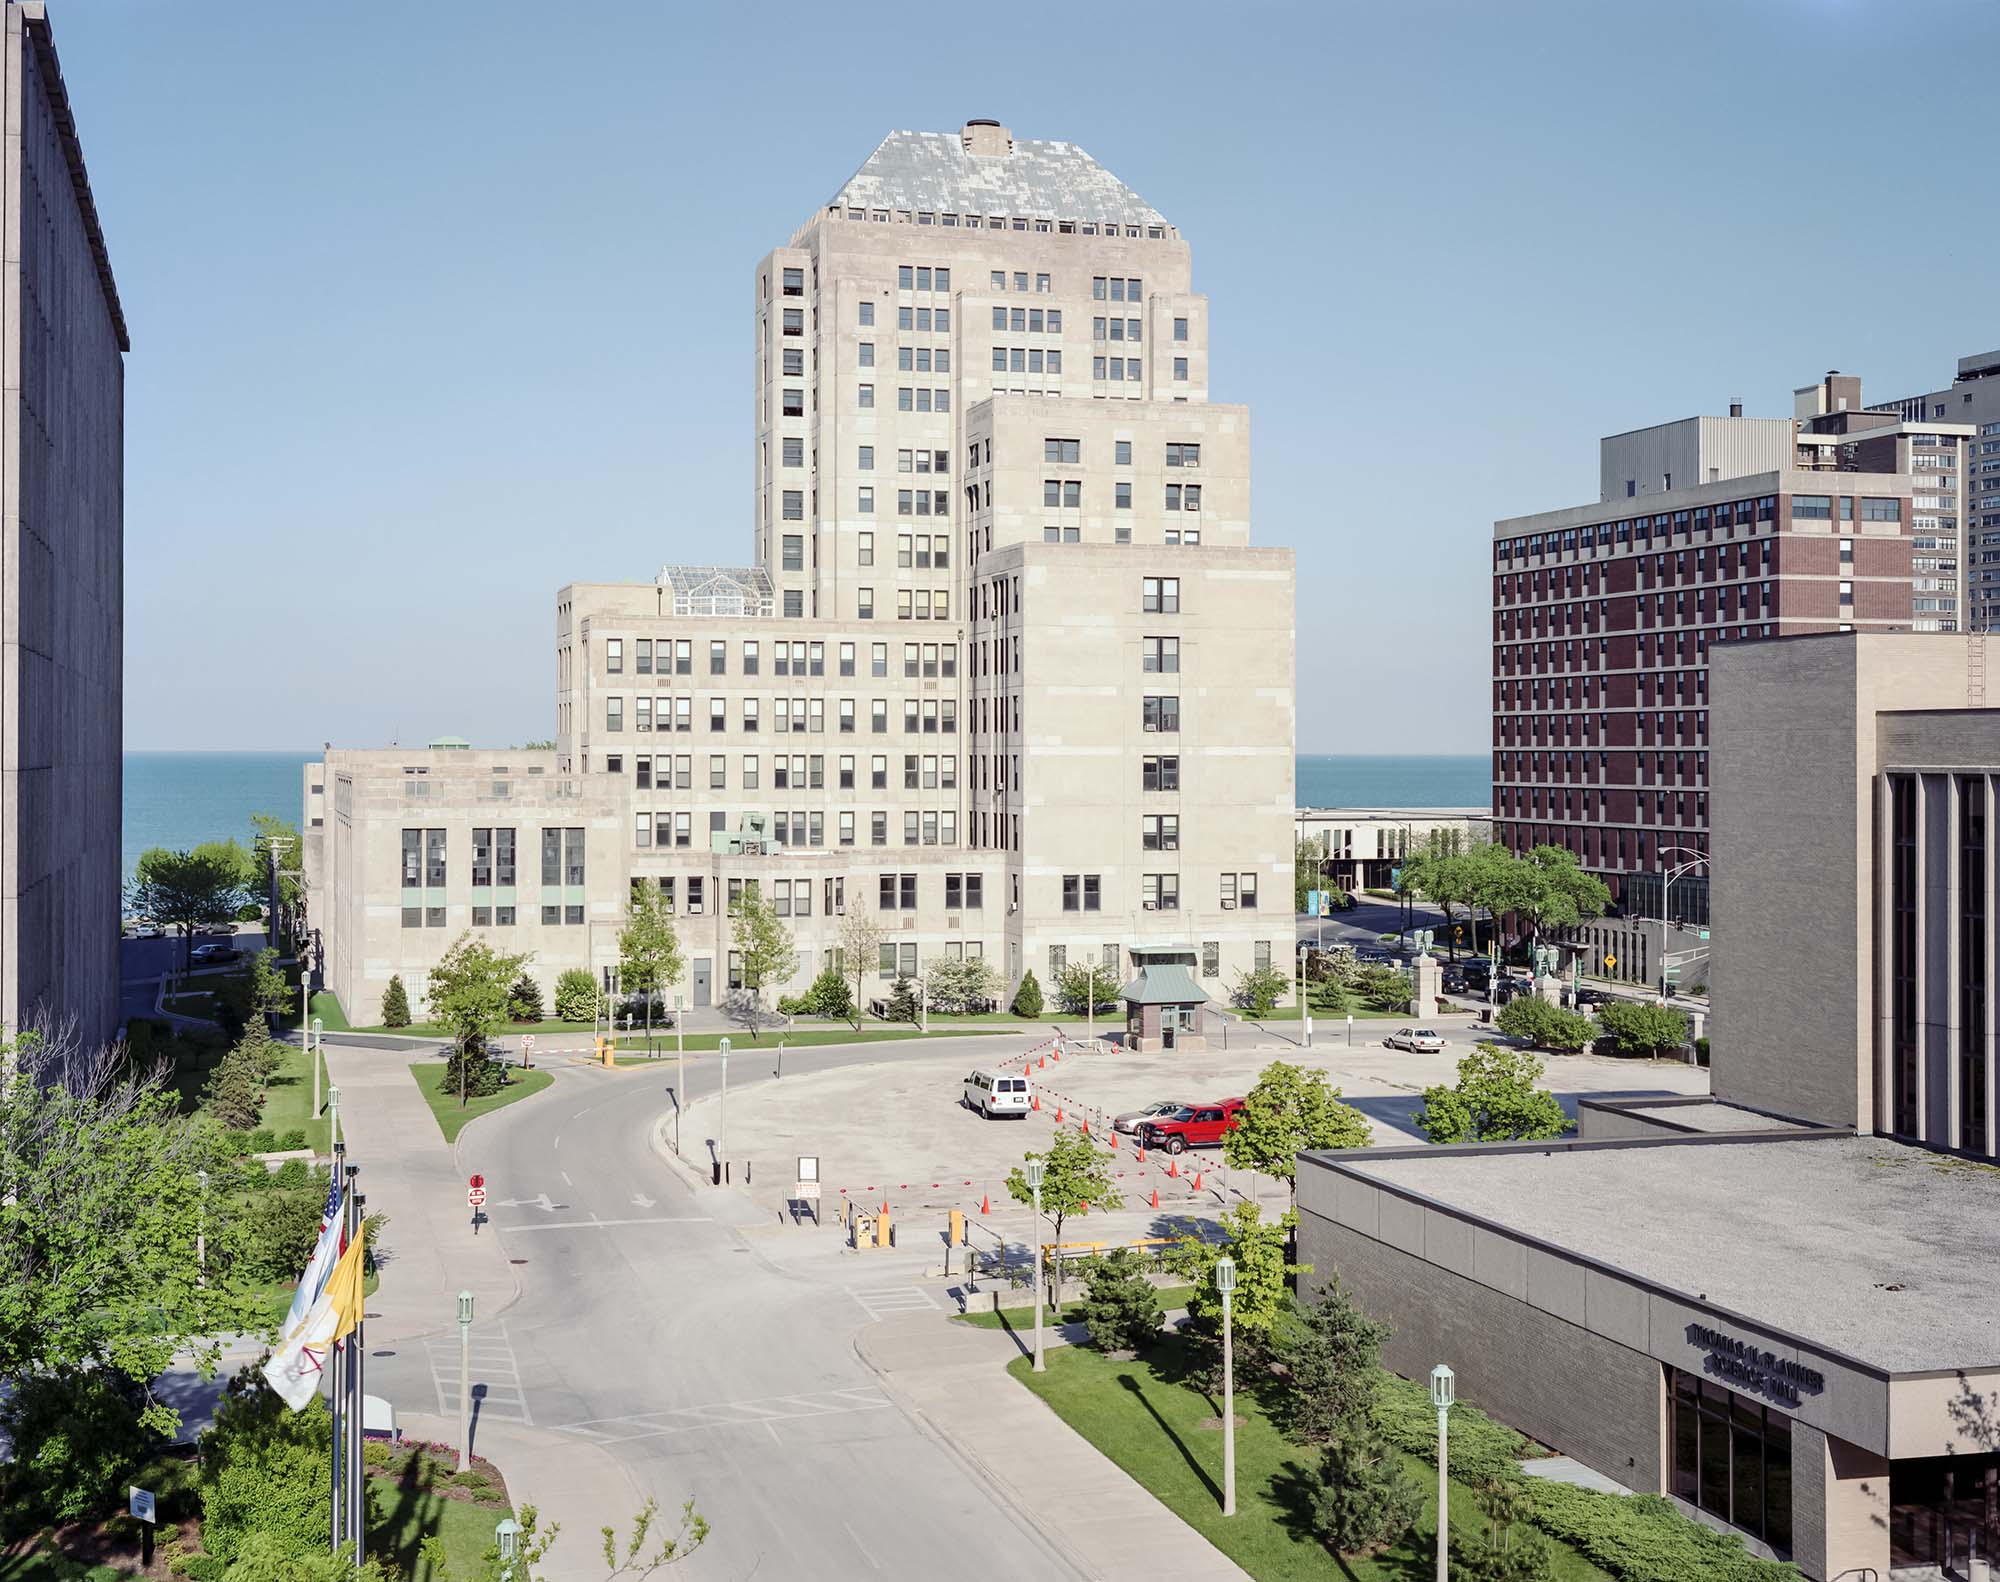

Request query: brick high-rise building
[{"left": 1491, "top": 398, "right": 1926, "bottom": 966}]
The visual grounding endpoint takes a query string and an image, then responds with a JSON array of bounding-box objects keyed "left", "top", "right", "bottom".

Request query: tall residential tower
[{"left": 308, "top": 122, "right": 1295, "bottom": 1023}]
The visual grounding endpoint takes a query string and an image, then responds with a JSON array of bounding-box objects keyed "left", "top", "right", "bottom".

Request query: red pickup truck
[{"left": 1136, "top": 1099, "right": 1244, "bottom": 1155}]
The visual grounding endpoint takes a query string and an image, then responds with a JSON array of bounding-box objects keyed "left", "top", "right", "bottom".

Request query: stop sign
[{"left": 469, "top": 1173, "right": 484, "bottom": 1189}]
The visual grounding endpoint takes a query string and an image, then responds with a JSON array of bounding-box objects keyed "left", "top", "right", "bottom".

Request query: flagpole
[
  {"left": 344, "top": 1164, "right": 362, "bottom": 1567},
  {"left": 351, "top": 1183, "right": 367, "bottom": 1573},
  {"left": 329, "top": 1142, "right": 346, "bottom": 1556}
]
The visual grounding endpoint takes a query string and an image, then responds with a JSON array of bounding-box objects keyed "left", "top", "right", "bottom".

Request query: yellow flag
[{"left": 262, "top": 1235, "right": 367, "bottom": 1410}]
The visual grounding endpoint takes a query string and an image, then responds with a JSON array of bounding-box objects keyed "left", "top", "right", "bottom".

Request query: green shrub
[
  {"left": 380, "top": 974, "right": 411, "bottom": 1027},
  {"left": 885, "top": 975, "right": 920, "bottom": 1023},
  {"left": 554, "top": 967, "right": 600, "bottom": 1023},
  {"left": 1494, "top": 995, "right": 1595, "bottom": 1053},
  {"left": 1011, "top": 969, "right": 1044, "bottom": 1017},
  {"left": 273, "top": 1158, "right": 308, "bottom": 1189},
  {"left": 185, "top": 1556, "right": 227, "bottom": 1581},
  {"left": 1354, "top": 963, "right": 1413, "bottom": 1012},
  {"left": 1375, "top": 1372, "right": 1526, "bottom": 1483},
  {"left": 1311, "top": 1423, "right": 1423, "bottom": 1557},
  {"left": 1694, "top": 1035, "right": 1710, "bottom": 1066},
  {"left": 1231, "top": 964, "right": 1290, "bottom": 1017},
  {"left": 788, "top": 965, "right": 853, "bottom": 1020},
  {"left": 198, "top": 1375, "right": 356, "bottom": 1567},
  {"left": 245, "top": 1186, "right": 328, "bottom": 1283},
  {"left": 440, "top": 1048, "right": 505, "bottom": 1100},
  {"left": 0, "top": 1368, "right": 155, "bottom": 1532},
  {"left": 1520, "top": 1483, "right": 1800, "bottom": 1581},
  {"left": 277, "top": 1128, "right": 307, "bottom": 1151},
  {"left": 1081, "top": 1248, "right": 1164, "bottom": 1353},
  {"left": 1451, "top": 1524, "right": 1556, "bottom": 1582},
  {"left": 248, "top": 1127, "right": 277, "bottom": 1154},
  {"left": 1595, "top": 1001, "right": 1690, "bottom": 1058},
  {"left": 506, "top": 973, "right": 544, "bottom": 1023}
]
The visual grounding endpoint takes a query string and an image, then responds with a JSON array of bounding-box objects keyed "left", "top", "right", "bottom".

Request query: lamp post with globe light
[
  {"left": 1218, "top": 1255, "right": 1238, "bottom": 1516},
  {"left": 1432, "top": 1362, "right": 1456, "bottom": 1581},
  {"left": 1027, "top": 1156, "right": 1047, "bottom": 1372}
]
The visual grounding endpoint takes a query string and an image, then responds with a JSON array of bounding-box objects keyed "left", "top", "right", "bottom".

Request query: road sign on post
[{"left": 520, "top": 1033, "right": 535, "bottom": 1068}]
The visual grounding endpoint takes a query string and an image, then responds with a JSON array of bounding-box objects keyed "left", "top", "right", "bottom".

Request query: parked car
[
  {"left": 961, "top": 1068, "right": 1031, "bottom": 1119},
  {"left": 189, "top": 942, "right": 236, "bottom": 965},
  {"left": 1114, "top": 1099, "right": 1190, "bottom": 1135},
  {"left": 1573, "top": 987, "right": 1611, "bottom": 1008},
  {"left": 1441, "top": 969, "right": 1470, "bottom": 995},
  {"left": 1384, "top": 1026, "right": 1447, "bottom": 1053},
  {"left": 1137, "top": 1099, "right": 1244, "bottom": 1155}
]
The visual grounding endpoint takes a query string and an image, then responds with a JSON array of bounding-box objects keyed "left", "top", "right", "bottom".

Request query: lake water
[{"left": 121, "top": 750, "right": 1491, "bottom": 883}]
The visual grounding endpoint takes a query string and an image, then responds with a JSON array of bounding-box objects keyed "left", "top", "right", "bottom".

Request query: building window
[
  {"left": 1142, "top": 637, "right": 1180, "bottom": 673},
  {"left": 1142, "top": 695, "right": 1180, "bottom": 732},
  {"left": 1143, "top": 577, "right": 1180, "bottom": 613},
  {"left": 1202, "top": 941, "right": 1219, "bottom": 978},
  {"left": 1143, "top": 873, "right": 1180, "bottom": 911},
  {"left": 1143, "top": 754, "right": 1179, "bottom": 791},
  {"left": 1142, "top": 815, "right": 1179, "bottom": 851},
  {"left": 605, "top": 638, "right": 623, "bottom": 674},
  {"left": 1669, "top": 1370, "right": 1792, "bottom": 1554}
]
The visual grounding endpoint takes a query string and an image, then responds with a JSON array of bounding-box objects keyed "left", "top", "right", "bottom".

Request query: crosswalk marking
[
  {"left": 846, "top": 1285, "right": 940, "bottom": 1321},
  {"left": 551, "top": 1385, "right": 893, "bottom": 1445},
  {"left": 424, "top": 1318, "right": 533, "bottom": 1426}
]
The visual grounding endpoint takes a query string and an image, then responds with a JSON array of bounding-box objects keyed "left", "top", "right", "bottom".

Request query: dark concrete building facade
[{"left": 0, "top": 2, "right": 127, "bottom": 1045}]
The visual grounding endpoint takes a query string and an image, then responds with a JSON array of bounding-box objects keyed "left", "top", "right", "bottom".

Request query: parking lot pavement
[{"left": 673, "top": 1033, "right": 1712, "bottom": 1224}]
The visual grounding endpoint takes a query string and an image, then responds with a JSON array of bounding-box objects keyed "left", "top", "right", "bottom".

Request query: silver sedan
[
  {"left": 1383, "top": 1027, "right": 1447, "bottom": 1053},
  {"left": 1113, "top": 1099, "right": 1189, "bottom": 1134}
]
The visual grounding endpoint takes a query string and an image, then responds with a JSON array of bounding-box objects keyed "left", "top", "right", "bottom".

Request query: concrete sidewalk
[
  {"left": 319, "top": 1038, "right": 519, "bottom": 1344},
  {"left": 855, "top": 1311, "right": 1252, "bottom": 1582}
]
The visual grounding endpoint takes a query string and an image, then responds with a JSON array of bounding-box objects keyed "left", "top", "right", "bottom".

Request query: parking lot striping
[
  {"left": 423, "top": 1318, "right": 534, "bottom": 1426},
  {"left": 549, "top": 1386, "right": 894, "bottom": 1445}
]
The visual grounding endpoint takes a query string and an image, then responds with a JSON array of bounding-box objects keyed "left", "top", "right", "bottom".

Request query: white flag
[
  {"left": 280, "top": 1176, "right": 346, "bottom": 1343},
  {"left": 262, "top": 1236, "right": 366, "bottom": 1411}
]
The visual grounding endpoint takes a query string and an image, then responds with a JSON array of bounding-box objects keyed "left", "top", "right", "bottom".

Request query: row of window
[
  {"left": 604, "top": 695, "right": 965, "bottom": 737},
  {"left": 992, "top": 306, "right": 1063, "bottom": 333},
  {"left": 1496, "top": 494, "right": 1914, "bottom": 565},
  {"left": 608, "top": 638, "right": 960, "bottom": 680},
  {"left": 1060, "top": 871, "right": 1258, "bottom": 909},
  {"left": 856, "top": 303, "right": 952, "bottom": 333},
  {"left": 401, "top": 827, "right": 582, "bottom": 890}
]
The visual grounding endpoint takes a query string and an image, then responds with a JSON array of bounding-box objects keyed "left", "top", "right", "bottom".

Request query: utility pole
[
  {"left": 675, "top": 993, "right": 685, "bottom": 1155},
  {"left": 456, "top": 1290, "right": 475, "bottom": 1472},
  {"left": 1218, "top": 1256, "right": 1237, "bottom": 1516}
]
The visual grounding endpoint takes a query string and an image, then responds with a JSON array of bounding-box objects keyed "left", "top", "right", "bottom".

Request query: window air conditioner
[
  {"left": 1143, "top": 901, "right": 1158, "bottom": 910},
  {"left": 1221, "top": 900, "right": 1236, "bottom": 910}
]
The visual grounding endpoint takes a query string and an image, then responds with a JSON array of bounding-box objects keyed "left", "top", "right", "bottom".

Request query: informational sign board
[{"left": 129, "top": 1488, "right": 155, "bottom": 1524}]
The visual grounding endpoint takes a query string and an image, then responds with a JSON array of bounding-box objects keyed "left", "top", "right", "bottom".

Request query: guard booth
[{"left": 1118, "top": 944, "right": 1209, "bottom": 1053}]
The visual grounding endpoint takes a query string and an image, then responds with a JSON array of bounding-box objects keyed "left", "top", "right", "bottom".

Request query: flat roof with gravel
[
  {"left": 1609, "top": 1100, "right": 1813, "bottom": 1134},
  {"left": 1315, "top": 1135, "right": 2000, "bottom": 1373}
]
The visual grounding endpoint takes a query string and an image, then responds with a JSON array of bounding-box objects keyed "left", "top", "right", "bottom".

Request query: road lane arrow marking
[{"left": 631, "top": 1192, "right": 657, "bottom": 1209}]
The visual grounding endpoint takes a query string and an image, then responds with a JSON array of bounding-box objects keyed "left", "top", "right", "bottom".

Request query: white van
[{"left": 962, "top": 1068, "right": 1031, "bottom": 1118}]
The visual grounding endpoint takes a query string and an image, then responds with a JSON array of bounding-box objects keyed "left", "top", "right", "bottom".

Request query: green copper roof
[{"left": 1118, "top": 963, "right": 1209, "bottom": 1006}]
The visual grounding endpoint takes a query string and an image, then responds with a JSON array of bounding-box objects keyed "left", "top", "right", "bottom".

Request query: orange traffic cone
[
  {"left": 1137, "top": 1144, "right": 1147, "bottom": 1163},
  {"left": 1055, "top": 1105, "right": 1064, "bottom": 1123},
  {"left": 1038, "top": 1054, "right": 1046, "bottom": 1070},
  {"left": 1150, "top": 1187, "right": 1160, "bottom": 1209},
  {"left": 981, "top": 1192, "right": 991, "bottom": 1215},
  {"left": 1109, "top": 1128, "right": 1118, "bottom": 1149},
  {"left": 1168, "top": 1155, "right": 1180, "bottom": 1177},
  {"left": 1032, "top": 1092, "right": 1040, "bottom": 1111},
  {"left": 1081, "top": 1116, "right": 1091, "bottom": 1137}
]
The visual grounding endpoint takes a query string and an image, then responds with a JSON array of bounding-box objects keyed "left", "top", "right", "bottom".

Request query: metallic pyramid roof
[{"left": 829, "top": 130, "right": 1166, "bottom": 228}]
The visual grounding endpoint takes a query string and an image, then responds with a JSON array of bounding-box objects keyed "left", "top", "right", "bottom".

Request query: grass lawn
[
  {"left": 1011, "top": 1339, "right": 1612, "bottom": 1582},
  {"left": 956, "top": 1284, "right": 1195, "bottom": 1332},
  {"left": 367, "top": 1447, "right": 511, "bottom": 1581},
  {"left": 309, "top": 989, "right": 352, "bottom": 1030},
  {"left": 410, "top": 1061, "right": 554, "bottom": 1144},
  {"left": 258, "top": 1032, "right": 332, "bottom": 1153},
  {"left": 606, "top": 1023, "right": 1041, "bottom": 1061}
]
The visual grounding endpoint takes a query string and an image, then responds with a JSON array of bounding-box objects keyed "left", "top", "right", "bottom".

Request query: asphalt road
[{"left": 364, "top": 1034, "right": 1072, "bottom": 1582}]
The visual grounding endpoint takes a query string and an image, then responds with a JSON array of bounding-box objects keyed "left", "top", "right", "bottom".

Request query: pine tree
[
  {"left": 506, "top": 973, "right": 544, "bottom": 1023},
  {"left": 1310, "top": 1419, "right": 1423, "bottom": 1556},
  {"left": 1011, "top": 968, "right": 1044, "bottom": 1017},
  {"left": 885, "top": 975, "right": 919, "bottom": 1023},
  {"left": 1277, "top": 1275, "right": 1390, "bottom": 1448},
  {"left": 1081, "top": 1247, "right": 1164, "bottom": 1354},
  {"left": 380, "top": 975, "right": 410, "bottom": 1028}
]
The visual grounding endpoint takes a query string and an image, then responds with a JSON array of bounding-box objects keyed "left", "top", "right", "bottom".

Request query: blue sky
[{"left": 65, "top": 0, "right": 2000, "bottom": 754}]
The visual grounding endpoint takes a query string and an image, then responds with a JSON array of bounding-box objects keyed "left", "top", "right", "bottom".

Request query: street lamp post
[
  {"left": 1431, "top": 1363, "right": 1455, "bottom": 1581},
  {"left": 326, "top": 1084, "right": 341, "bottom": 1154},
  {"left": 310, "top": 1016, "right": 324, "bottom": 1118},
  {"left": 1217, "top": 1256, "right": 1238, "bottom": 1516},
  {"left": 1026, "top": 1157, "right": 1047, "bottom": 1373},
  {"left": 495, "top": 1517, "right": 521, "bottom": 1582},
  {"left": 195, "top": 1169, "right": 208, "bottom": 1285},
  {"left": 456, "top": 1290, "right": 475, "bottom": 1473},
  {"left": 718, "top": 1036, "right": 731, "bottom": 1177},
  {"left": 675, "top": 993, "right": 685, "bottom": 1155},
  {"left": 1655, "top": 845, "right": 1707, "bottom": 1002}
]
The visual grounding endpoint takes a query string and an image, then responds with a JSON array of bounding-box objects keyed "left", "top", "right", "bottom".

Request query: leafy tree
[
  {"left": 1006, "top": 1128, "right": 1123, "bottom": 1299},
  {"left": 380, "top": 973, "right": 411, "bottom": 1028},
  {"left": 1480, "top": 844, "right": 1611, "bottom": 943},
  {"left": 618, "top": 880, "right": 685, "bottom": 1048},
  {"left": 1081, "top": 1247, "right": 1163, "bottom": 1354},
  {"left": 1311, "top": 1422, "right": 1424, "bottom": 1557},
  {"left": 1295, "top": 835, "right": 1326, "bottom": 912},
  {"left": 427, "top": 933, "right": 533, "bottom": 1101},
  {"left": 507, "top": 973, "right": 545, "bottom": 1022},
  {"left": 1231, "top": 963, "right": 1290, "bottom": 1016},
  {"left": 0, "top": 1024, "right": 259, "bottom": 1438},
  {"left": 0, "top": 1367, "right": 154, "bottom": 1531},
  {"left": 1494, "top": 995, "right": 1595, "bottom": 1053},
  {"left": 1354, "top": 963, "right": 1413, "bottom": 1013},
  {"left": 1400, "top": 830, "right": 1477, "bottom": 957},
  {"left": 1011, "top": 968, "right": 1044, "bottom": 1017},
  {"left": 1055, "top": 960, "right": 1120, "bottom": 1016},
  {"left": 1595, "top": 1000, "right": 1690, "bottom": 1058},
  {"left": 554, "top": 967, "right": 602, "bottom": 1024},
  {"left": 1417, "top": 1043, "right": 1569, "bottom": 1144},
  {"left": 730, "top": 883, "right": 797, "bottom": 1037},
  {"left": 130, "top": 841, "right": 252, "bottom": 972},
  {"left": 923, "top": 951, "right": 1000, "bottom": 1015},
  {"left": 837, "top": 908, "right": 884, "bottom": 1029},
  {"left": 787, "top": 964, "right": 854, "bottom": 1020},
  {"left": 1174, "top": 1200, "right": 1305, "bottom": 1344},
  {"left": 248, "top": 947, "right": 294, "bottom": 1028},
  {"left": 249, "top": 811, "right": 305, "bottom": 949},
  {"left": 1225, "top": 1061, "right": 1373, "bottom": 1202}
]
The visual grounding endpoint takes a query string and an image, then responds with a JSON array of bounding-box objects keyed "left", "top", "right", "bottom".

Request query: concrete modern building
[
  {"left": 0, "top": 3, "right": 126, "bottom": 1046},
  {"left": 1492, "top": 393, "right": 1926, "bottom": 934},
  {"left": 1877, "top": 349, "right": 2000, "bottom": 630},
  {"left": 1293, "top": 806, "right": 1492, "bottom": 895},
  {"left": 304, "top": 122, "right": 1295, "bottom": 1026},
  {"left": 1302, "top": 632, "right": 2000, "bottom": 1580}
]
